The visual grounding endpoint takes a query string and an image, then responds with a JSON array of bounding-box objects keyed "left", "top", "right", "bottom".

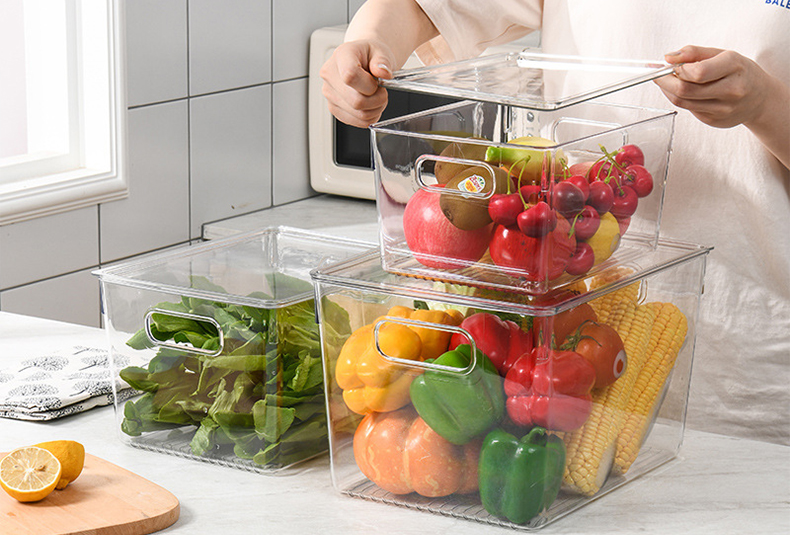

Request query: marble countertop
[{"left": 1, "top": 311, "right": 789, "bottom": 535}]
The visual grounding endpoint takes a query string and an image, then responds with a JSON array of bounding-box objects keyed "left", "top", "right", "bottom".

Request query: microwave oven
[{"left": 308, "top": 25, "right": 536, "bottom": 200}]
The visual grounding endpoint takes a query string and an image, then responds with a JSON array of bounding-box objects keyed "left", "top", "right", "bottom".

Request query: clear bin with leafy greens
[{"left": 95, "top": 227, "right": 373, "bottom": 472}]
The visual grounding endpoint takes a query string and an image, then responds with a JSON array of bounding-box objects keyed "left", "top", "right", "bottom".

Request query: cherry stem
[{"left": 515, "top": 155, "right": 532, "bottom": 208}]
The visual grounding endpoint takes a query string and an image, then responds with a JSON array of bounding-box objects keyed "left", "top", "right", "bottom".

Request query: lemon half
[
  {"left": 0, "top": 446, "right": 62, "bottom": 502},
  {"left": 35, "top": 440, "right": 85, "bottom": 489}
]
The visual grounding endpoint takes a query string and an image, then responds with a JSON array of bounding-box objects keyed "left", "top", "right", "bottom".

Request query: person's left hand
[{"left": 655, "top": 45, "right": 773, "bottom": 129}]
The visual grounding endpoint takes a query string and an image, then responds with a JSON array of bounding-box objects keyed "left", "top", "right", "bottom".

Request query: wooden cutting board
[{"left": 0, "top": 453, "right": 179, "bottom": 535}]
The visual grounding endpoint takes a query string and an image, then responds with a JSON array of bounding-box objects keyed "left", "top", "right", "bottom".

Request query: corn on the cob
[
  {"left": 614, "top": 302, "right": 687, "bottom": 474},
  {"left": 588, "top": 268, "right": 640, "bottom": 324},
  {"left": 565, "top": 280, "right": 590, "bottom": 295},
  {"left": 562, "top": 301, "right": 657, "bottom": 496}
]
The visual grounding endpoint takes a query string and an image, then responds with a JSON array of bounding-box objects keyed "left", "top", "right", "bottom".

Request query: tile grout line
[
  {"left": 186, "top": 0, "right": 193, "bottom": 241},
  {"left": 270, "top": 0, "right": 275, "bottom": 209}
]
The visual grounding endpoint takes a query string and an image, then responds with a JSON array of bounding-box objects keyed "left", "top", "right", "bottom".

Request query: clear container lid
[
  {"left": 312, "top": 238, "right": 711, "bottom": 317},
  {"left": 381, "top": 52, "right": 675, "bottom": 111},
  {"left": 95, "top": 226, "right": 376, "bottom": 309}
]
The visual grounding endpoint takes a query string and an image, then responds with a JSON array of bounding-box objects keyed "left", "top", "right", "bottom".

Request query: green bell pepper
[
  {"left": 479, "top": 426, "right": 566, "bottom": 524},
  {"left": 409, "top": 344, "right": 505, "bottom": 445}
]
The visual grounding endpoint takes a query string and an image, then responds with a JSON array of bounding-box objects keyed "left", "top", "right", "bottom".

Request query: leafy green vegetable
[{"left": 119, "top": 274, "right": 351, "bottom": 468}]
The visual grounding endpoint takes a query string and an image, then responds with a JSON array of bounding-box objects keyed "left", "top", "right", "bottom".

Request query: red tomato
[
  {"left": 573, "top": 322, "right": 627, "bottom": 389},
  {"left": 533, "top": 302, "right": 598, "bottom": 348}
]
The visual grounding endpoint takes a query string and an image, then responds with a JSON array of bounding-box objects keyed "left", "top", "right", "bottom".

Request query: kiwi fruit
[
  {"left": 435, "top": 139, "right": 489, "bottom": 184},
  {"left": 440, "top": 165, "right": 511, "bottom": 230}
]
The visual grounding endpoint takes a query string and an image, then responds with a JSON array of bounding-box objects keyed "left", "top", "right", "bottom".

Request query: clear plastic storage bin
[
  {"left": 311, "top": 239, "right": 710, "bottom": 529},
  {"left": 95, "top": 227, "right": 373, "bottom": 472},
  {"left": 372, "top": 52, "right": 677, "bottom": 294}
]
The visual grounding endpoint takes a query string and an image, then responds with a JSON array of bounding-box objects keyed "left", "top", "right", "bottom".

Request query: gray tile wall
[{"left": 0, "top": 0, "right": 352, "bottom": 327}]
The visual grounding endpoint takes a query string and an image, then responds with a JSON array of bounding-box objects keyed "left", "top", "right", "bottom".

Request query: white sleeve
[{"left": 414, "top": 0, "right": 543, "bottom": 64}]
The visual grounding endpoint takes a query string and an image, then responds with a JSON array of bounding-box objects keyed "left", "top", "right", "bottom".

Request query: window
[{"left": 0, "top": 0, "right": 126, "bottom": 225}]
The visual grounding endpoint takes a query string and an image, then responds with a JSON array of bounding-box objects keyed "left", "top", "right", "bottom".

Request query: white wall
[{"left": 0, "top": 0, "right": 355, "bottom": 327}]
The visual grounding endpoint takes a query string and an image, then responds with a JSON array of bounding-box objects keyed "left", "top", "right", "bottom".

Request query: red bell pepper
[
  {"left": 449, "top": 312, "right": 533, "bottom": 376},
  {"left": 504, "top": 347, "right": 596, "bottom": 431}
]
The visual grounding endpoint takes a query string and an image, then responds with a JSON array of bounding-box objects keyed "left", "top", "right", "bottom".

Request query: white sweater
[{"left": 415, "top": 0, "right": 790, "bottom": 444}]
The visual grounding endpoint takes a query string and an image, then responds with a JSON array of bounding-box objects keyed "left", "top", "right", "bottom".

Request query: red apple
[
  {"left": 568, "top": 162, "right": 594, "bottom": 177},
  {"left": 617, "top": 216, "right": 631, "bottom": 236},
  {"left": 403, "top": 187, "right": 493, "bottom": 270}
]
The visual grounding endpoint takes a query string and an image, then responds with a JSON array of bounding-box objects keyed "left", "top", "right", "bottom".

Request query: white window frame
[{"left": 0, "top": 0, "right": 127, "bottom": 225}]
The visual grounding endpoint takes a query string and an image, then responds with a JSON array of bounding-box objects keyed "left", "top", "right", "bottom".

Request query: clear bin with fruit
[
  {"left": 372, "top": 52, "right": 677, "bottom": 294},
  {"left": 311, "top": 238, "right": 709, "bottom": 529},
  {"left": 94, "top": 227, "right": 372, "bottom": 472}
]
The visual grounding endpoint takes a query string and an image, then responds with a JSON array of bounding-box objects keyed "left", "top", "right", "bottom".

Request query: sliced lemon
[
  {"left": 35, "top": 440, "right": 85, "bottom": 489},
  {"left": 0, "top": 446, "right": 62, "bottom": 502}
]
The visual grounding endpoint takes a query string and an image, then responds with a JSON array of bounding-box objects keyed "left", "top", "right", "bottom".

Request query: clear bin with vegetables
[
  {"left": 372, "top": 52, "right": 677, "bottom": 294},
  {"left": 311, "top": 239, "right": 709, "bottom": 529},
  {"left": 95, "top": 227, "right": 373, "bottom": 472}
]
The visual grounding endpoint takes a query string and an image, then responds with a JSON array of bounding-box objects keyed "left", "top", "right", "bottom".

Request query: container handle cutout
[
  {"left": 372, "top": 315, "right": 479, "bottom": 376},
  {"left": 144, "top": 307, "right": 224, "bottom": 357},
  {"left": 414, "top": 154, "right": 499, "bottom": 201},
  {"left": 550, "top": 117, "right": 626, "bottom": 148}
]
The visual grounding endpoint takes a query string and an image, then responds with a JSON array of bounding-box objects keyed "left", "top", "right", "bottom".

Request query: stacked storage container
[{"left": 310, "top": 52, "right": 711, "bottom": 529}]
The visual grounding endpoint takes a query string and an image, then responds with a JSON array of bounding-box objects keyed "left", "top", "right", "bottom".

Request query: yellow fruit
[
  {"left": 0, "top": 447, "right": 62, "bottom": 502},
  {"left": 586, "top": 212, "right": 621, "bottom": 265},
  {"left": 34, "top": 440, "right": 85, "bottom": 489}
]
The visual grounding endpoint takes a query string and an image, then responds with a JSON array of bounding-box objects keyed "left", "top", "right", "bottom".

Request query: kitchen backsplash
[{"left": 0, "top": 0, "right": 367, "bottom": 327}]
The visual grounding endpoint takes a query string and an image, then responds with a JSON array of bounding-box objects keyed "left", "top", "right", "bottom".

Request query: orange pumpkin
[{"left": 352, "top": 406, "right": 480, "bottom": 497}]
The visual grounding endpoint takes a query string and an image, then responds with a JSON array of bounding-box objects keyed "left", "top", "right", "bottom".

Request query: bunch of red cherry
[{"left": 487, "top": 144, "right": 654, "bottom": 276}]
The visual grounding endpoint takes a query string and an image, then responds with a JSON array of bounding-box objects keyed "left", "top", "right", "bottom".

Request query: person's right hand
[{"left": 320, "top": 40, "right": 396, "bottom": 128}]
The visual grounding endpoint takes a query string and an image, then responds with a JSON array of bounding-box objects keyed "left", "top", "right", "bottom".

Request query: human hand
[
  {"left": 655, "top": 45, "right": 789, "bottom": 168},
  {"left": 654, "top": 45, "right": 776, "bottom": 129},
  {"left": 319, "top": 40, "right": 396, "bottom": 128}
]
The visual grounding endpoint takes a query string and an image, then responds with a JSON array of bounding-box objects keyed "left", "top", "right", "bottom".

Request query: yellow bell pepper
[{"left": 335, "top": 306, "right": 463, "bottom": 415}]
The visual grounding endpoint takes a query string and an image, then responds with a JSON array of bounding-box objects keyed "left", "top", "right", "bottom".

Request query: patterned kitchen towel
[{"left": 0, "top": 345, "right": 136, "bottom": 421}]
